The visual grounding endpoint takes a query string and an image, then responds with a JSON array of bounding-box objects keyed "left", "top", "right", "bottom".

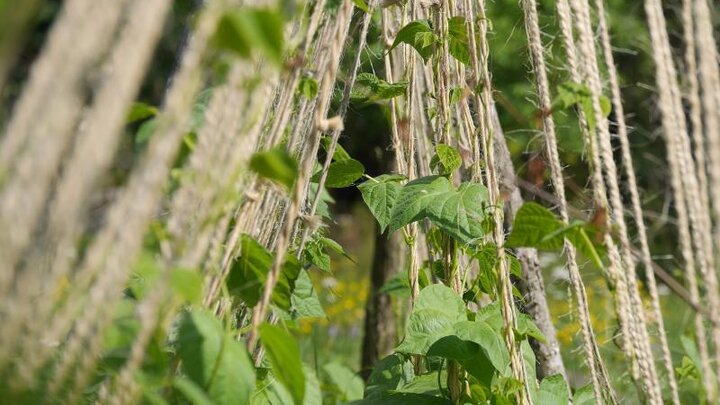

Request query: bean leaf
[
  {"left": 358, "top": 174, "right": 405, "bottom": 232},
  {"left": 391, "top": 20, "right": 437, "bottom": 62}
]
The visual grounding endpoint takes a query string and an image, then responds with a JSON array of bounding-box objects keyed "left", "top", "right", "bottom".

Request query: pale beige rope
[
  {"left": 471, "top": 1, "right": 529, "bottom": 401},
  {"left": 205, "top": 17, "right": 337, "bottom": 307},
  {"left": 522, "top": 0, "right": 615, "bottom": 402},
  {"left": 681, "top": 0, "right": 710, "bottom": 278},
  {"left": 103, "top": 62, "right": 275, "bottom": 405},
  {"left": 559, "top": 1, "right": 640, "bottom": 390},
  {"left": 245, "top": 0, "right": 355, "bottom": 352},
  {"left": 643, "top": 0, "right": 714, "bottom": 397},
  {"left": 1, "top": 0, "right": 171, "bottom": 382},
  {"left": 44, "top": 6, "right": 221, "bottom": 400},
  {"left": 570, "top": 0, "right": 662, "bottom": 401},
  {"left": 693, "top": 0, "right": 720, "bottom": 270},
  {"left": 595, "top": 0, "right": 678, "bottom": 401},
  {"left": 692, "top": 0, "right": 720, "bottom": 374},
  {"left": 298, "top": 0, "right": 377, "bottom": 256},
  {"left": 0, "top": 0, "right": 130, "bottom": 291}
]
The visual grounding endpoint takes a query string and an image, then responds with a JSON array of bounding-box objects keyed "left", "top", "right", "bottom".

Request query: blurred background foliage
[{"left": 1, "top": 0, "right": 715, "bottom": 402}]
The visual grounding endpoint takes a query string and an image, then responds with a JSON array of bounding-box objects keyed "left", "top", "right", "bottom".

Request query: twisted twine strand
[
  {"left": 523, "top": 0, "right": 615, "bottom": 402},
  {"left": 594, "top": 0, "right": 678, "bottom": 401}
]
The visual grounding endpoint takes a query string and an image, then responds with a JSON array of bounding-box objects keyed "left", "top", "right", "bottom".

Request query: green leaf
[
  {"left": 378, "top": 270, "right": 411, "bottom": 297},
  {"left": 365, "top": 354, "right": 415, "bottom": 399},
  {"left": 572, "top": 384, "right": 595, "bottom": 405},
  {"left": 449, "top": 87, "right": 463, "bottom": 104},
  {"left": 172, "top": 376, "right": 214, "bottom": 405},
  {"left": 447, "top": 16, "right": 470, "bottom": 66},
  {"left": 396, "top": 373, "right": 443, "bottom": 396},
  {"left": 214, "top": 8, "right": 284, "bottom": 65},
  {"left": 388, "top": 176, "right": 453, "bottom": 232},
  {"left": 250, "top": 145, "right": 298, "bottom": 190},
  {"left": 516, "top": 313, "right": 546, "bottom": 343},
  {"left": 396, "top": 284, "right": 467, "bottom": 354},
  {"left": 424, "top": 182, "right": 489, "bottom": 244},
  {"left": 536, "top": 374, "right": 569, "bottom": 405},
  {"left": 358, "top": 174, "right": 405, "bottom": 232},
  {"left": 451, "top": 320, "right": 509, "bottom": 373},
  {"left": 177, "top": 310, "right": 255, "bottom": 405},
  {"left": 303, "top": 239, "right": 330, "bottom": 272},
  {"left": 353, "top": 73, "right": 408, "bottom": 102},
  {"left": 126, "top": 102, "right": 158, "bottom": 124},
  {"left": 312, "top": 158, "right": 365, "bottom": 188},
  {"left": 135, "top": 118, "right": 158, "bottom": 145},
  {"left": 226, "top": 235, "right": 301, "bottom": 310},
  {"left": 430, "top": 144, "right": 462, "bottom": 175},
  {"left": 290, "top": 270, "right": 325, "bottom": 319},
  {"left": 507, "top": 203, "right": 605, "bottom": 266},
  {"left": 298, "top": 76, "right": 318, "bottom": 99},
  {"left": 307, "top": 182, "right": 334, "bottom": 220},
  {"left": 506, "top": 202, "right": 565, "bottom": 251},
  {"left": 352, "top": 0, "right": 369, "bottom": 13},
  {"left": 170, "top": 268, "right": 203, "bottom": 304},
  {"left": 391, "top": 20, "right": 437, "bottom": 62},
  {"left": 259, "top": 323, "right": 306, "bottom": 405},
  {"left": 321, "top": 136, "right": 353, "bottom": 161},
  {"left": 553, "top": 82, "right": 611, "bottom": 130},
  {"left": 323, "top": 363, "right": 364, "bottom": 401},
  {"left": 227, "top": 235, "right": 273, "bottom": 306}
]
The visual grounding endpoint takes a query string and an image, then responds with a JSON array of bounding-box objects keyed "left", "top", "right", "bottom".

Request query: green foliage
[
  {"left": 387, "top": 176, "right": 489, "bottom": 244},
  {"left": 322, "top": 363, "right": 364, "bottom": 401},
  {"left": 352, "top": 73, "right": 408, "bottom": 103},
  {"left": 430, "top": 144, "right": 462, "bottom": 175},
  {"left": 553, "top": 81, "right": 612, "bottom": 130},
  {"left": 357, "top": 174, "right": 405, "bottom": 232},
  {"left": 250, "top": 145, "right": 298, "bottom": 190},
  {"left": 352, "top": 0, "right": 369, "bottom": 12},
  {"left": 290, "top": 270, "right": 326, "bottom": 319},
  {"left": 177, "top": 310, "right": 256, "bottom": 405},
  {"left": 259, "top": 324, "right": 306, "bottom": 405},
  {"left": 214, "top": 8, "right": 284, "bottom": 65},
  {"left": 126, "top": 102, "right": 158, "bottom": 124},
  {"left": 506, "top": 202, "right": 604, "bottom": 267},
  {"left": 226, "top": 235, "right": 321, "bottom": 316},
  {"left": 391, "top": 20, "right": 437, "bottom": 62},
  {"left": 298, "top": 76, "right": 319, "bottom": 99},
  {"left": 170, "top": 268, "right": 203, "bottom": 304},
  {"left": 312, "top": 158, "right": 365, "bottom": 188},
  {"left": 396, "top": 284, "right": 467, "bottom": 354},
  {"left": 536, "top": 375, "right": 569, "bottom": 405},
  {"left": 447, "top": 17, "right": 470, "bottom": 66}
]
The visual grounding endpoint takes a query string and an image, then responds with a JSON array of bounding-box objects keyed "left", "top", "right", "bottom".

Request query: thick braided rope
[
  {"left": 103, "top": 63, "right": 276, "bottom": 405},
  {"left": 0, "top": 0, "right": 130, "bottom": 291},
  {"left": 44, "top": 6, "right": 220, "bottom": 400},
  {"left": 464, "top": 1, "right": 530, "bottom": 402},
  {"left": 560, "top": 0, "right": 641, "bottom": 390},
  {"left": 1, "top": 0, "right": 171, "bottom": 383},
  {"left": 5, "top": 0, "right": 172, "bottom": 385},
  {"left": 245, "top": 0, "right": 355, "bottom": 352},
  {"left": 594, "top": 0, "right": 678, "bottom": 401},
  {"left": 521, "top": 0, "right": 615, "bottom": 402},
  {"left": 298, "top": 0, "right": 377, "bottom": 256},
  {"left": 692, "top": 0, "right": 720, "bottom": 373},
  {"left": 693, "top": 0, "right": 720, "bottom": 269},
  {"left": 643, "top": 0, "right": 714, "bottom": 397},
  {"left": 570, "top": 0, "right": 662, "bottom": 401}
]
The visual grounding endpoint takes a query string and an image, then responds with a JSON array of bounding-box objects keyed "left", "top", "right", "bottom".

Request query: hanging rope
[
  {"left": 521, "top": 0, "right": 615, "bottom": 402},
  {"left": 643, "top": 0, "right": 714, "bottom": 399},
  {"left": 474, "top": 0, "right": 530, "bottom": 401},
  {"left": 570, "top": 0, "right": 662, "bottom": 401},
  {"left": 594, "top": 0, "right": 678, "bottom": 400}
]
